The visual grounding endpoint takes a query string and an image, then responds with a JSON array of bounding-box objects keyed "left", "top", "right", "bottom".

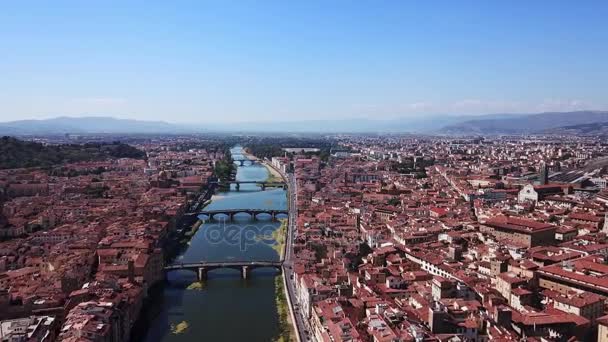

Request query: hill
[
  {"left": 0, "top": 114, "right": 523, "bottom": 134},
  {"left": 0, "top": 136, "right": 145, "bottom": 169},
  {"left": 0, "top": 116, "right": 184, "bottom": 135},
  {"left": 210, "top": 113, "right": 521, "bottom": 133},
  {"left": 542, "top": 122, "right": 608, "bottom": 136},
  {"left": 4, "top": 112, "right": 608, "bottom": 135},
  {"left": 440, "top": 111, "right": 608, "bottom": 135}
]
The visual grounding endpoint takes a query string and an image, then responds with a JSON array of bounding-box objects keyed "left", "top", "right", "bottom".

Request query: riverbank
[
  {"left": 272, "top": 218, "right": 293, "bottom": 341},
  {"left": 265, "top": 164, "right": 284, "bottom": 183},
  {"left": 260, "top": 159, "right": 285, "bottom": 183},
  {"left": 184, "top": 219, "right": 202, "bottom": 237},
  {"left": 274, "top": 276, "right": 296, "bottom": 342},
  {"left": 214, "top": 155, "right": 236, "bottom": 183},
  {"left": 242, "top": 149, "right": 284, "bottom": 183},
  {"left": 272, "top": 218, "right": 288, "bottom": 259},
  {"left": 130, "top": 208, "right": 207, "bottom": 340}
]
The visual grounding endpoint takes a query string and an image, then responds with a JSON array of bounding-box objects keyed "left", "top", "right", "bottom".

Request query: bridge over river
[
  {"left": 224, "top": 180, "right": 286, "bottom": 191},
  {"left": 233, "top": 158, "right": 258, "bottom": 166},
  {"left": 165, "top": 260, "right": 282, "bottom": 280},
  {"left": 142, "top": 145, "right": 294, "bottom": 342},
  {"left": 184, "top": 208, "right": 289, "bottom": 221}
]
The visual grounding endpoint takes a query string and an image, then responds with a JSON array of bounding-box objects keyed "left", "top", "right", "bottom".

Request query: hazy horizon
[
  {"left": 2, "top": 110, "right": 608, "bottom": 126},
  {"left": 1, "top": 1, "right": 607, "bottom": 123}
]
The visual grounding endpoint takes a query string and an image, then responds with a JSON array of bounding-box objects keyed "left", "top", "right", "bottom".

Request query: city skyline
[
  {"left": 1, "top": 1, "right": 607, "bottom": 123},
  {"left": 3, "top": 2, "right": 608, "bottom": 341}
]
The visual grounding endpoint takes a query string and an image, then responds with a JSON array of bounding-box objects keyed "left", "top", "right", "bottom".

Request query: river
[{"left": 142, "top": 146, "right": 288, "bottom": 342}]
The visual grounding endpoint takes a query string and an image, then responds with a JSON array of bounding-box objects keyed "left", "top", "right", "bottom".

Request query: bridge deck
[
  {"left": 201, "top": 209, "right": 288, "bottom": 213},
  {"left": 184, "top": 208, "right": 288, "bottom": 218},
  {"left": 165, "top": 261, "right": 282, "bottom": 270},
  {"left": 199, "top": 209, "right": 288, "bottom": 213},
  {"left": 226, "top": 180, "right": 285, "bottom": 184}
]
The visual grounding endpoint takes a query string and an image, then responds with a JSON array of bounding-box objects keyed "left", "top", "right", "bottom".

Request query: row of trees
[
  {"left": 243, "top": 136, "right": 336, "bottom": 161},
  {"left": 213, "top": 154, "right": 235, "bottom": 182}
]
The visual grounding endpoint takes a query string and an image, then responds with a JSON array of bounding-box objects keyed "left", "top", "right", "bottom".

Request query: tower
[{"left": 539, "top": 162, "right": 549, "bottom": 185}]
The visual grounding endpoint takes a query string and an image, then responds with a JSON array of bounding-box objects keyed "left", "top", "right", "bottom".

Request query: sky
[{"left": 1, "top": 1, "right": 607, "bottom": 123}]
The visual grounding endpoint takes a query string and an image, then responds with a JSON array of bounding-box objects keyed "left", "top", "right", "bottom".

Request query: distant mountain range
[
  {"left": 0, "top": 116, "right": 180, "bottom": 134},
  {"left": 212, "top": 113, "right": 520, "bottom": 133},
  {"left": 440, "top": 111, "right": 608, "bottom": 135},
  {"left": 0, "top": 114, "right": 532, "bottom": 135},
  {"left": 542, "top": 121, "right": 608, "bottom": 136},
  {"left": 1, "top": 111, "right": 607, "bottom": 135}
]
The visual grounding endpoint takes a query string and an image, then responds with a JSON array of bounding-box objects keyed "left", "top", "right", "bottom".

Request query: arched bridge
[
  {"left": 165, "top": 260, "right": 282, "bottom": 280},
  {"left": 198, "top": 208, "right": 288, "bottom": 221},
  {"left": 227, "top": 180, "right": 286, "bottom": 191},
  {"left": 233, "top": 159, "right": 258, "bottom": 166}
]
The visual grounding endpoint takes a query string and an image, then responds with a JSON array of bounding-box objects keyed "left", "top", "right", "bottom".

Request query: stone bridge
[
  {"left": 198, "top": 208, "right": 288, "bottom": 221},
  {"left": 227, "top": 180, "right": 286, "bottom": 191},
  {"left": 233, "top": 159, "right": 258, "bottom": 166},
  {"left": 164, "top": 260, "right": 282, "bottom": 280}
]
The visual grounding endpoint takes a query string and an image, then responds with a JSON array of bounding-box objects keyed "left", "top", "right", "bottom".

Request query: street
[{"left": 282, "top": 172, "right": 314, "bottom": 342}]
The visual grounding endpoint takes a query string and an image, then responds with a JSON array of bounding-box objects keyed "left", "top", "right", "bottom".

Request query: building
[
  {"left": 495, "top": 272, "right": 528, "bottom": 305},
  {"left": 0, "top": 316, "right": 57, "bottom": 341},
  {"left": 480, "top": 216, "right": 556, "bottom": 247},
  {"left": 598, "top": 315, "right": 608, "bottom": 342},
  {"left": 518, "top": 184, "right": 565, "bottom": 203},
  {"left": 537, "top": 255, "right": 608, "bottom": 298},
  {"left": 543, "top": 289, "right": 604, "bottom": 321}
]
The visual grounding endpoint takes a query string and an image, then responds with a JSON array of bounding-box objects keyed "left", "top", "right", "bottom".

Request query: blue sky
[{"left": 1, "top": 1, "right": 607, "bottom": 123}]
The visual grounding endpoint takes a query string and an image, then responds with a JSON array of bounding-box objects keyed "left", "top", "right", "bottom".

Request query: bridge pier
[
  {"left": 198, "top": 267, "right": 207, "bottom": 281},
  {"left": 242, "top": 266, "right": 250, "bottom": 279},
  {"left": 235, "top": 182, "right": 240, "bottom": 191}
]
